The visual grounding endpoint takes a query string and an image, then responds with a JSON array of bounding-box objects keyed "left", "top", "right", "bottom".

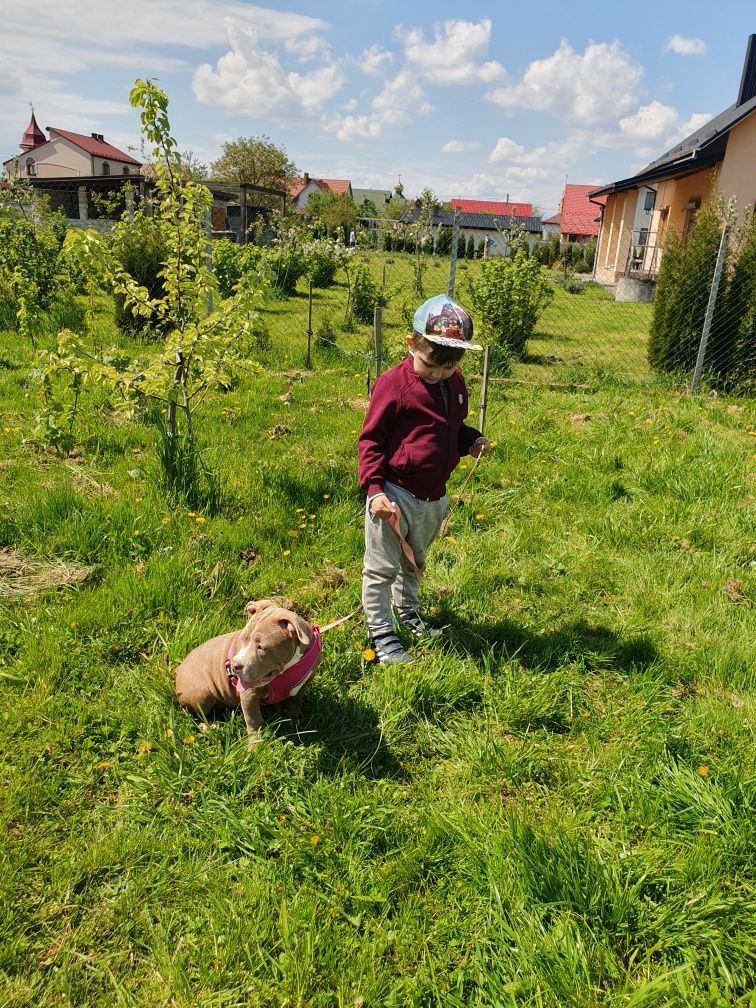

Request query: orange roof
[
  {"left": 288, "top": 174, "right": 352, "bottom": 199},
  {"left": 450, "top": 198, "right": 532, "bottom": 217},
  {"left": 559, "top": 184, "right": 606, "bottom": 238}
]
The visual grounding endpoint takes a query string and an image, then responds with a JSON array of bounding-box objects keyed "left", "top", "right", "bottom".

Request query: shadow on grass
[
  {"left": 435, "top": 609, "right": 658, "bottom": 674},
  {"left": 268, "top": 689, "right": 408, "bottom": 781}
]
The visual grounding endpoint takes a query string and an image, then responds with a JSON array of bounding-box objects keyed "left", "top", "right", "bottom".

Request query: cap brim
[{"left": 424, "top": 334, "right": 484, "bottom": 350}]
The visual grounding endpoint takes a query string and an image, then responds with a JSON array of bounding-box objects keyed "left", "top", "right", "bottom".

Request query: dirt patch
[{"left": 0, "top": 547, "right": 94, "bottom": 598}]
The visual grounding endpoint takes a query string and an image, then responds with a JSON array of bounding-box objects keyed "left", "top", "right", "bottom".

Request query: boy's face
[{"left": 405, "top": 336, "right": 462, "bottom": 384}]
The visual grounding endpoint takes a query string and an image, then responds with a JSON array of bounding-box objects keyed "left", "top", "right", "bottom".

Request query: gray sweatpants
[{"left": 362, "top": 481, "right": 448, "bottom": 634}]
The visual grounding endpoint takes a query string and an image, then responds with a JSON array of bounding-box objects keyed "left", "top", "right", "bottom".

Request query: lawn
[{"left": 0, "top": 276, "right": 754, "bottom": 1007}]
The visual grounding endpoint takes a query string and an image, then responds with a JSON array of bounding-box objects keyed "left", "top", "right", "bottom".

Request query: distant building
[
  {"left": 548, "top": 184, "right": 606, "bottom": 242},
  {"left": 287, "top": 172, "right": 353, "bottom": 209},
  {"left": 449, "top": 198, "right": 533, "bottom": 217},
  {"left": 401, "top": 206, "right": 543, "bottom": 255},
  {"left": 353, "top": 179, "right": 407, "bottom": 214},
  {"left": 3, "top": 112, "right": 141, "bottom": 179}
]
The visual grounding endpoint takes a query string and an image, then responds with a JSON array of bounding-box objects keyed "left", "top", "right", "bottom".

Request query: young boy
[{"left": 358, "top": 294, "right": 490, "bottom": 663}]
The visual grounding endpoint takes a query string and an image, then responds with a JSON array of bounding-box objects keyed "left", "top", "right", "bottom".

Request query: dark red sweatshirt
[{"left": 358, "top": 355, "right": 482, "bottom": 501}]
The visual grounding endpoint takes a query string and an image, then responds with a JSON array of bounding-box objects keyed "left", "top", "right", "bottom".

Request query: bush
[
  {"left": 351, "top": 262, "right": 388, "bottom": 324},
  {"left": 316, "top": 315, "right": 338, "bottom": 349},
  {"left": 111, "top": 214, "right": 169, "bottom": 336},
  {"left": 465, "top": 250, "right": 554, "bottom": 364},
  {"left": 212, "top": 239, "right": 243, "bottom": 298}
]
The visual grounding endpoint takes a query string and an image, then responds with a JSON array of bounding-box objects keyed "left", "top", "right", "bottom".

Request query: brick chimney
[
  {"left": 303, "top": 172, "right": 310, "bottom": 184},
  {"left": 736, "top": 34, "right": 756, "bottom": 106}
]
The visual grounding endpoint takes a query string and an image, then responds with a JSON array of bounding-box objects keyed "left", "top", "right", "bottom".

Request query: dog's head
[{"left": 229, "top": 599, "right": 313, "bottom": 688}]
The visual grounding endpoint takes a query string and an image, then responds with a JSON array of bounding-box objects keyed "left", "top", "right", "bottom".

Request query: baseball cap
[{"left": 412, "top": 294, "right": 483, "bottom": 350}]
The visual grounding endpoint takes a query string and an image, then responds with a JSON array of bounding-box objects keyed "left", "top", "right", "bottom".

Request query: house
[
  {"left": 353, "top": 180, "right": 407, "bottom": 215},
  {"left": 400, "top": 207, "right": 543, "bottom": 255},
  {"left": 3, "top": 112, "right": 141, "bottom": 179},
  {"left": 449, "top": 197, "right": 533, "bottom": 217},
  {"left": 545, "top": 184, "right": 606, "bottom": 242},
  {"left": 591, "top": 33, "right": 756, "bottom": 285},
  {"left": 287, "top": 172, "right": 353, "bottom": 209}
]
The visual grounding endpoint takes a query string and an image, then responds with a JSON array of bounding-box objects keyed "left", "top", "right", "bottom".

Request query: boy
[{"left": 358, "top": 294, "right": 490, "bottom": 663}]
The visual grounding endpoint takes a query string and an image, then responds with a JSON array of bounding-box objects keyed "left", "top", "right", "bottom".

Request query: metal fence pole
[
  {"left": 479, "top": 344, "right": 491, "bottom": 434},
  {"left": 691, "top": 225, "right": 728, "bottom": 393},
  {"left": 373, "top": 304, "right": 382, "bottom": 377},
  {"left": 306, "top": 280, "right": 313, "bottom": 369},
  {"left": 448, "top": 208, "right": 461, "bottom": 297}
]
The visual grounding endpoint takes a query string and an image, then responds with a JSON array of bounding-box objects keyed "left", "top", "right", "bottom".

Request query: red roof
[
  {"left": 288, "top": 175, "right": 352, "bottom": 199},
  {"left": 559, "top": 184, "right": 606, "bottom": 238},
  {"left": 47, "top": 127, "right": 141, "bottom": 165},
  {"left": 450, "top": 198, "right": 532, "bottom": 217},
  {"left": 542, "top": 213, "right": 561, "bottom": 225},
  {"left": 20, "top": 112, "right": 46, "bottom": 152}
]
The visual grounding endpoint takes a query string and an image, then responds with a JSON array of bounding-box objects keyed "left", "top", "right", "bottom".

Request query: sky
[{"left": 1, "top": 0, "right": 754, "bottom": 216}]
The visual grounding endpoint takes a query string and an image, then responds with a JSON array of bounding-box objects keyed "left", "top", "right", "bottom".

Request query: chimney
[
  {"left": 303, "top": 171, "right": 310, "bottom": 184},
  {"left": 736, "top": 34, "right": 756, "bottom": 106},
  {"left": 91, "top": 132, "right": 98, "bottom": 139}
]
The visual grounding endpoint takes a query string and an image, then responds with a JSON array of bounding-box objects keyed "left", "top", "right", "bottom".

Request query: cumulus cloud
[
  {"left": 666, "top": 35, "right": 708, "bottom": 56},
  {"left": 487, "top": 39, "right": 642, "bottom": 124},
  {"left": 330, "top": 67, "right": 432, "bottom": 141},
  {"left": 193, "top": 22, "right": 343, "bottom": 117},
  {"left": 361, "top": 44, "right": 394, "bottom": 76},
  {"left": 592, "top": 104, "right": 713, "bottom": 160},
  {"left": 402, "top": 18, "right": 506, "bottom": 85},
  {"left": 442, "top": 140, "right": 481, "bottom": 153}
]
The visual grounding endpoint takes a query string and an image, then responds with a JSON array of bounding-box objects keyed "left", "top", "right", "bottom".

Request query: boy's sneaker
[
  {"left": 369, "top": 630, "right": 415, "bottom": 664},
  {"left": 393, "top": 608, "right": 443, "bottom": 639}
]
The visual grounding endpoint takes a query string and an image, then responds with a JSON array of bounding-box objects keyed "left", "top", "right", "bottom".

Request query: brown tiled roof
[{"left": 48, "top": 127, "right": 141, "bottom": 165}]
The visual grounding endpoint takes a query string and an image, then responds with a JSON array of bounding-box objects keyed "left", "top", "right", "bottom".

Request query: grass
[{"left": 0, "top": 271, "right": 755, "bottom": 1007}]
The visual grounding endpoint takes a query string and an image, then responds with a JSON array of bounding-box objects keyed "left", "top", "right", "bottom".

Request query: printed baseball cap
[{"left": 412, "top": 294, "right": 483, "bottom": 350}]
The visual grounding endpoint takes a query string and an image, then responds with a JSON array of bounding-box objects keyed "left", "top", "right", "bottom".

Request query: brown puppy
[{"left": 174, "top": 599, "right": 315, "bottom": 748}]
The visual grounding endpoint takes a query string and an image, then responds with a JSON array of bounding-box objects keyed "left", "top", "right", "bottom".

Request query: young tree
[{"left": 305, "top": 191, "right": 357, "bottom": 241}]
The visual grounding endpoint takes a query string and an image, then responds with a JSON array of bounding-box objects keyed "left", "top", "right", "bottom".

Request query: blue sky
[{"left": 1, "top": 1, "right": 754, "bottom": 215}]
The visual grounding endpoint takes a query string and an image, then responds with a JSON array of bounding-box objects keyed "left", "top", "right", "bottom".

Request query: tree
[
  {"left": 305, "top": 190, "right": 356, "bottom": 241},
  {"left": 210, "top": 135, "right": 298, "bottom": 190}
]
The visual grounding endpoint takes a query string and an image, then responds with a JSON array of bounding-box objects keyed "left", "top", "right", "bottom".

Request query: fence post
[
  {"left": 373, "top": 304, "right": 382, "bottom": 377},
  {"left": 306, "top": 279, "right": 313, "bottom": 369},
  {"left": 239, "top": 183, "right": 247, "bottom": 245},
  {"left": 479, "top": 344, "right": 491, "bottom": 434},
  {"left": 447, "top": 208, "right": 461, "bottom": 297},
  {"left": 691, "top": 225, "right": 728, "bottom": 393}
]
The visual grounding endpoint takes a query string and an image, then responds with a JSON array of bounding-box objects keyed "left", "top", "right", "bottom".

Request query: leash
[
  {"left": 387, "top": 503, "right": 424, "bottom": 581},
  {"left": 319, "top": 608, "right": 361, "bottom": 633}
]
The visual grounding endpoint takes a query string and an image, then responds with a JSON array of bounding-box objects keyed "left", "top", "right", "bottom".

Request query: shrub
[
  {"left": 316, "top": 315, "right": 338, "bottom": 349},
  {"left": 351, "top": 262, "right": 388, "bottom": 324},
  {"left": 212, "top": 239, "right": 243, "bottom": 298},
  {"left": 465, "top": 250, "right": 554, "bottom": 364},
  {"left": 111, "top": 213, "right": 169, "bottom": 336}
]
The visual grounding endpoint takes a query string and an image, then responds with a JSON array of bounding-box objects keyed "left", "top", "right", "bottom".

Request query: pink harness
[{"left": 226, "top": 626, "right": 322, "bottom": 705}]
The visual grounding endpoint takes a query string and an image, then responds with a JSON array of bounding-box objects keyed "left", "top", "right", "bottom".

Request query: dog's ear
[
  {"left": 281, "top": 617, "right": 311, "bottom": 646},
  {"left": 245, "top": 599, "right": 274, "bottom": 616}
]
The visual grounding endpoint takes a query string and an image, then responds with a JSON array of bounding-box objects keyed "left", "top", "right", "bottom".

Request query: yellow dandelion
[
  {"left": 161, "top": 516, "right": 170, "bottom": 524},
  {"left": 628, "top": 411, "right": 636, "bottom": 416},
  {"left": 645, "top": 418, "right": 653, "bottom": 425},
  {"left": 362, "top": 648, "right": 376, "bottom": 662},
  {"left": 135, "top": 497, "right": 142, "bottom": 503},
  {"left": 183, "top": 735, "right": 196, "bottom": 745},
  {"left": 132, "top": 447, "right": 141, "bottom": 453},
  {"left": 445, "top": 535, "right": 457, "bottom": 544},
  {"left": 328, "top": 907, "right": 340, "bottom": 918},
  {"left": 323, "top": 494, "right": 331, "bottom": 499},
  {"left": 460, "top": 463, "right": 468, "bottom": 470},
  {"left": 138, "top": 741, "right": 153, "bottom": 754},
  {"left": 195, "top": 516, "right": 206, "bottom": 524},
  {"left": 187, "top": 511, "right": 196, "bottom": 517},
  {"left": 310, "top": 835, "right": 320, "bottom": 845},
  {"left": 697, "top": 766, "right": 710, "bottom": 777},
  {"left": 308, "top": 514, "right": 315, "bottom": 519},
  {"left": 490, "top": 440, "right": 498, "bottom": 447},
  {"left": 164, "top": 728, "right": 174, "bottom": 738},
  {"left": 287, "top": 530, "right": 298, "bottom": 537},
  {"left": 296, "top": 507, "right": 305, "bottom": 513},
  {"left": 133, "top": 530, "right": 141, "bottom": 537},
  {"left": 475, "top": 513, "right": 486, "bottom": 520},
  {"left": 97, "top": 760, "right": 113, "bottom": 770},
  {"left": 509, "top": 418, "right": 516, "bottom": 425},
  {"left": 282, "top": 549, "right": 291, "bottom": 556},
  {"left": 298, "top": 523, "right": 307, "bottom": 529}
]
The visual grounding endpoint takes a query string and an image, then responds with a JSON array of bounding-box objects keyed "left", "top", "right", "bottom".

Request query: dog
[{"left": 174, "top": 599, "right": 320, "bottom": 748}]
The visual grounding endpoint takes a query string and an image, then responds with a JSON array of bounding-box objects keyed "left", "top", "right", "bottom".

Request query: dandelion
[
  {"left": 183, "top": 735, "right": 196, "bottom": 745},
  {"left": 97, "top": 760, "right": 113, "bottom": 770},
  {"left": 282, "top": 549, "right": 291, "bottom": 556},
  {"left": 164, "top": 728, "right": 174, "bottom": 739},
  {"left": 328, "top": 907, "right": 340, "bottom": 918},
  {"left": 445, "top": 535, "right": 457, "bottom": 544},
  {"left": 459, "top": 463, "right": 468, "bottom": 470},
  {"left": 298, "top": 523, "right": 307, "bottom": 529},
  {"left": 296, "top": 507, "right": 305, "bottom": 513},
  {"left": 697, "top": 766, "right": 710, "bottom": 777},
  {"left": 475, "top": 513, "right": 486, "bottom": 520},
  {"left": 308, "top": 514, "right": 315, "bottom": 519},
  {"left": 132, "top": 447, "right": 141, "bottom": 453},
  {"left": 161, "top": 516, "right": 170, "bottom": 524},
  {"left": 362, "top": 648, "right": 376, "bottom": 662},
  {"left": 310, "top": 835, "right": 320, "bottom": 845},
  {"left": 490, "top": 440, "right": 498, "bottom": 447},
  {"left": 133, "top": 530, "right": 141, "bottom": 537},
  {"left": 645, "top": 418, "right": 653, "bottom": 425},
  {"left": 135, "top": 497, "right": 142, "bottom": 503},
  {"left": 287, "top": 530, "right": 298, "bottom": 537},
  {"left": 187, "top": 511, "right": 196, "bottom": 517},
  {"left": 195, "top": 516, "right": 206, "bottom": 524},
  {"left": 138, "top": 741, "right": 153, "bottom": 754},
  {"left": 323, "top": 494, "right": 331, "bottom": 499}
]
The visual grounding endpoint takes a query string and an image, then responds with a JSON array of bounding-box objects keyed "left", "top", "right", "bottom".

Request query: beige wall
[
  {"left": 594, "top": 190, "right": 636, "bottom": 284},
  {"left": 718, "top": 114, "right": 756, "bottom": 217}
]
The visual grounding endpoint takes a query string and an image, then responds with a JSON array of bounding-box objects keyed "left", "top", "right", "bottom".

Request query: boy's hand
[
  {"left": 470, "top": 437, "right": 491, "bottom": 458},
  {"left": 369, "top": 494, "right": 396, "bottom": 520}
]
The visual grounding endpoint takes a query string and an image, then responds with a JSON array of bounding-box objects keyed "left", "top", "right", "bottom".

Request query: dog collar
[{"left": 225, "top": 626, "right": 322, "bottom": 705}]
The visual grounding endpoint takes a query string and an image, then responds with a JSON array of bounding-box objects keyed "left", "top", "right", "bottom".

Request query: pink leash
[{"left": 387, "top": 502, "right": 424, "bottom": 581}]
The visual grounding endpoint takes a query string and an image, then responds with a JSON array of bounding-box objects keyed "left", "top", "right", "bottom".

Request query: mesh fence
[{"left": 8, "top": 176, "right": 756, "bottom": 397}]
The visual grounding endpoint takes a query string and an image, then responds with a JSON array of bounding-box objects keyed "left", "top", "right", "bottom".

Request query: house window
[
  {"left": 122, "top": 166, "right": 129, "bottom": 175},
  {"left": 643, "top": 190, "right": 656, "bottom": 213},
  {"left": 102, "top": 161, "right": 110, "bottom": 176},
  {"left": 26, "top": 158, "right": 36, "bottom": 177},
  {"left": 638, "top": 227, "right": 649, "bottom": 247}
]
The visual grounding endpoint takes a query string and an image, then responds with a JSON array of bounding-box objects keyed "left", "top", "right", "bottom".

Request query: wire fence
[{"left": 11, "top": 175, "right": 756, "bottom": 398}]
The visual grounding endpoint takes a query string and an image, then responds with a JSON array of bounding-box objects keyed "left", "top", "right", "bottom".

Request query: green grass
[{"left": 0, "top": 280, "right": 755, "bottom": 1007}]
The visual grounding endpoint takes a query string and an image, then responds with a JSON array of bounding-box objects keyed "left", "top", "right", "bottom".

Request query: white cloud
[
  {"left": 617, "top": 101, "right": 679, "bottom": 142},
  {"left": 402, "top": 18, "right": 506, "bottom": 85},
  {"left": 442, "top": 140, "right": 481, "bottom": 153},
  {"left": 330, "top": 67, "right": 432, "bottom": 141},
  {"left": 666, "top": 35, "right": 708, "bottom": 56},
  {"left": 361, "top": 44, "right": 394, "bottom": 76},
  {"left": 487, "top": 39, "right": 642, "bottom": 124},
  {"left": 193, "top": 22, "right": 343, "bottom": 117}
]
